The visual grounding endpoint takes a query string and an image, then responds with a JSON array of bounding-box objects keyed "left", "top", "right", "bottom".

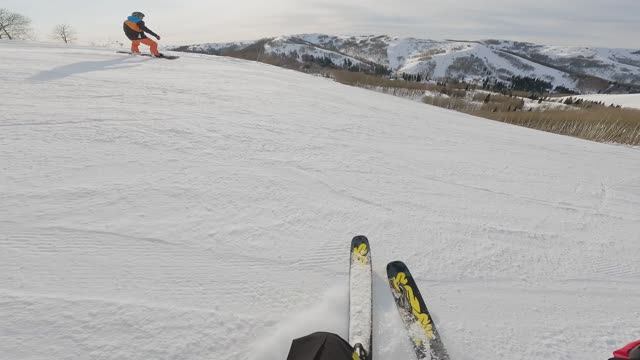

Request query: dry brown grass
[
  {"left": 440, "top": 88, "right": 467, "bottom": 98},
  {"left": 473, "top": 108, "right": 640, "bottom": 145},
  {"left": 422, "top": 95, "right": 473, "bottom": 111},
  {"left": 473, "top": 92, "right": 491, "bottom": 102},
  {"left": 479, "top": 95, "right": 525, "bottom": 112},
  {"left": 329, "top": 71, "right": 640, "bottom": 145},
  {"left": 425, "top": 91, "right": 639, "bottom": 145}
]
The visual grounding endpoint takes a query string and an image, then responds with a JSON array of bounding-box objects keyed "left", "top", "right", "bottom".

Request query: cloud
[
  {"left": 290, "top": 0, "right": 638, "bottom": 46},
  {"left": 3, "top": 0, "right": 637, "bottom": 47}
]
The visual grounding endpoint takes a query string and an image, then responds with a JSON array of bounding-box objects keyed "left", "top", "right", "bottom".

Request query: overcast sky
[{"left": 3, "top": 0, "right": 638, "bottom": 48}]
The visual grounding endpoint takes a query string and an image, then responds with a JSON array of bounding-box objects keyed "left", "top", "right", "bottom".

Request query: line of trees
[
  {"left": 481, "top": 76, "right": 563, "bottom": 95},
  {"left": 401, "top": 72, "right": 425, "bottom": 82},
  {"left": 1, "top": 8, "right": 77, "bottom": 43},
  {"left": 297, "top": 53, "right": 391, "bottom": 76},
  {"left": 509, "top": 75, "right": 553, "bottom": 94}
]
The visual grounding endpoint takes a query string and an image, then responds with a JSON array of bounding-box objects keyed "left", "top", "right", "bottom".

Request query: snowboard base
[{"left": 116, "top": 51, "right": 179, "bottom": 60}]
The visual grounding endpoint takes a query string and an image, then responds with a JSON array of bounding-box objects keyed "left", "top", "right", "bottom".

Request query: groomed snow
[{"left": 1, "top": 41, "right": 640, "bottom": 360}]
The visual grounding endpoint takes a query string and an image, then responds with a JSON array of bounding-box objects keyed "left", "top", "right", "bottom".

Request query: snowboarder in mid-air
[{"left": 123, "top": 11, "right": 163, "bottom": 57}]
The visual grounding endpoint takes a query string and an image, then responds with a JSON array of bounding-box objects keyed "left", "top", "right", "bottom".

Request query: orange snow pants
[{"left": 131, "top": 38, "right": 159, "bottom": 56}]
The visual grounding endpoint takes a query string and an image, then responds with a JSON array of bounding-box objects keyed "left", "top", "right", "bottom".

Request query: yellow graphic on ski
[
  {"left": 353, "top": 242, "right": 369, "bottom": 266},
  {"left": 386, "top": 261, "right": 449, "bottom": 360}
]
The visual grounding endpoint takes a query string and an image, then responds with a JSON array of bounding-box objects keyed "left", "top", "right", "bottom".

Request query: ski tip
[
  {"left": 387, "top": 260, "right": 406, "bottom": 268},
  {"left": 350, "top": 235, "right": 371, "bottom": 264},
  {"left": 386, "top": 260, "right": 409, "bottom": 275},
  {"left": 351, "top": 235, "right": 369, "bottom": 247}
]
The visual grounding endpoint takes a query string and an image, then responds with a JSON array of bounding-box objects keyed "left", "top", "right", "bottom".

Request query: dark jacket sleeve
[{"left": 138, "top": 21, "right": 159, "bottom": 38}]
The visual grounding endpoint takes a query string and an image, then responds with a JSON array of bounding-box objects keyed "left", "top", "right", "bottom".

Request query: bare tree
[
  {"left": 52, "top": 24, "right": 77, "bottom": 44},
  {"left": 0, "top": 8, "right": 32, "bottom": 40}
]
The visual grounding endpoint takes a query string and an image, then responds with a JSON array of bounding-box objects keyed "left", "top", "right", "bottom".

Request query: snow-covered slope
[
  {"left": 570, "top": 93, "right": 640, "bottom": 110},
  {"left": 388, "top": 38, "right": 576, "bottom": 88},
  {"left": 1, "top": 41, "right": 640, "bottom": 360},
  {"left": 265, "top": 35, "right": 370, "bottom": 68},
  {"left": 176, "top": 34, "right": 640, "bottom": 92}
]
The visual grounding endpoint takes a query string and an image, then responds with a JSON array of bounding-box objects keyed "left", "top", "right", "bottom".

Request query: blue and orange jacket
[{"left": 123, "top": 16, "right": 159, "bottom": 41}]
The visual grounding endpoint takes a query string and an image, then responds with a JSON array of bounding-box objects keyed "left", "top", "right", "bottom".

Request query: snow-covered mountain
[
  {"left": 175, "top": 34, "right": 640, "bottom": 93},
  {"left": 487, "top": 40, "right": 640, "bottom": 86},
  {"left": 2, "top": 41, "right": 640, "bottom": 360}
]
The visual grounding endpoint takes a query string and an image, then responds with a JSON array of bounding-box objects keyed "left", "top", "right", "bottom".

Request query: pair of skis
[{"left": 349, "top": 235, "right": 449, "bottom": 360}]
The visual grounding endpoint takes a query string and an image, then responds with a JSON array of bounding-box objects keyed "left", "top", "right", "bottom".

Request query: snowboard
[
  {"left": 386, "top": 261, "right": 449, "bottom": 360},
  {"left": 349, "top": 235, "right": 373, "bottom": 360},
  {"left": 116, "top": 50, "right": 179, "bottom": 60}
]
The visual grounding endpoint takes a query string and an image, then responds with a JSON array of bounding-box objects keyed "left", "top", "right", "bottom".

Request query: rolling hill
[
  {"left": 175, "top": 34, "right": 640, "bottom": 93},
  {"left": 2, "top": 40, "right": 639, "bottom": 360}
]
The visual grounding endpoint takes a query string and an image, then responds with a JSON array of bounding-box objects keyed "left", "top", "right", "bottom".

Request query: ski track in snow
[{"left": 1, "top": 41, "right": 640, "bottom": 360}]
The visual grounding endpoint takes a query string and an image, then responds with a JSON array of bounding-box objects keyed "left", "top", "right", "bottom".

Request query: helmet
[{"left": 131, "top": 11, "right": 145, "bottom": 18}]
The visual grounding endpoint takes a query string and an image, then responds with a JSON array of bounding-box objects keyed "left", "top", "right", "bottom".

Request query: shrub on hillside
[{"left": 475, "top": 108, "right": 640, "bottom": 145}]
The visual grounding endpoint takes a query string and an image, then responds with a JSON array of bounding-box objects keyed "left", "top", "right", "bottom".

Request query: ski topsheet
[
  {"left": 349, "top": 235, "right": 373, "bottom": 359},
  {"left": 386, "top": 261, "right": 449, "bottom": 360}
]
